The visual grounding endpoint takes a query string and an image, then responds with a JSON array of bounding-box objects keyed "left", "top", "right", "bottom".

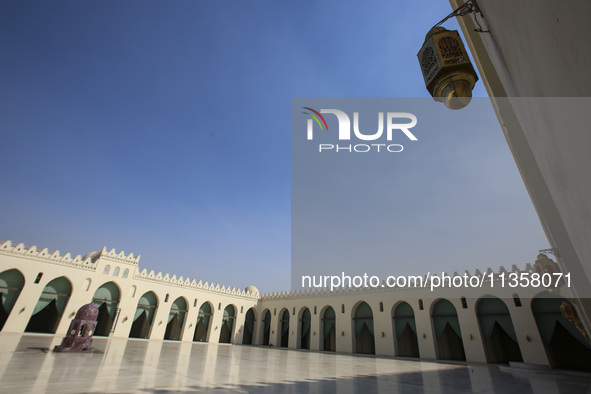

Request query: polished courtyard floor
[{"left": 0, "top": 334, "right": 590, "bottom": 393}]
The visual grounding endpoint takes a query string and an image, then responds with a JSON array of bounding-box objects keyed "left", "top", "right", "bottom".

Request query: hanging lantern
[{"left": 418, "top": 27, "right": 478, "bottom": 110}]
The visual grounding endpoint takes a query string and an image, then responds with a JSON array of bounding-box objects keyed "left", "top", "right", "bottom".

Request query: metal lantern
[{"left": 418, "top": 27, "right": 478, "bottom": 110}]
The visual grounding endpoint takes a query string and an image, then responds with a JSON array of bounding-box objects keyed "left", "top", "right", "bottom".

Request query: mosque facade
[
  {"left": 1, "top": 0, "right": 591, "bottom": 388},
  {"left": 1, "top": 239, "right": 590, "bottom": 371}
]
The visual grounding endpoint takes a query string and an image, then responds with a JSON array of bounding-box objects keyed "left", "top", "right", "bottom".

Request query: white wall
[
  {"left": 0, "top": 242, "right": 259, "bottom": 344},
  {"left": 450, "top": 0, "right": 591, "bottom": 328},
  {"left": 0, "top": 240, "right": 574, "bottom": 367}
]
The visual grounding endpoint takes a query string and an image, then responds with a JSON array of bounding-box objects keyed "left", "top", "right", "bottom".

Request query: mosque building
[
  {"left": 1, "top": 239, "right": 590, "bottom": 371},
  {"left": 1, "top": 0, "right": 591, "bottom": 382}
]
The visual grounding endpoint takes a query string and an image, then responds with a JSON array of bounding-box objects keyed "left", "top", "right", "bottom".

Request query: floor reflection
[{"left": 0, "top": 333, "right": 589, "bottom": 393}]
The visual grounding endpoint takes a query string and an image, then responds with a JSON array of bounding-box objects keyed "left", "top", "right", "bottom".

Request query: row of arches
[
  {"left": 257, "top": 306, "right": 339, "bottom": 351},
  {"left": 0, "top": 269, "right": 246, "bottom": 344},
  {"left": 125, "top": 292, "right": 239, "bottom": 343},
  {"left": 260, "top": 303, "right": 409, "bottom": 355},
  {"left": 258, "top": 297, "right": 591, "bottom": 370},
  {"left": 1, "top": 268, "right": 590, "bottom": 370}
]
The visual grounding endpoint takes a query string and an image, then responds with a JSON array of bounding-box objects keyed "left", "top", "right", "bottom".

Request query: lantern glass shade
[{"left": 441, "top": 78, "right": 473, "bottom": 110}]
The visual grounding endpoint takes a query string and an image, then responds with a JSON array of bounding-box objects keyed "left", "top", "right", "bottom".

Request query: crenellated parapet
[
  {"left": 0, "top": 240, "right": 259, "bottom": 299},
  {"left": 260, "top": 263, "right": 537, "bottom": 300},
  {"left": 133, "top": 268, "right": 259, "bottom": 299},
  {"left": 134, "top": 268, "right": 259, "bottom": 299},
  {"left": 0, "top": 240, "right": 140, "bottom": 270},
  {"left": 92, "top": 246, "right": 140, "bottom": 265},
  {"left": 1, "top": 239, "right": 541, "bottom": 302},
  {"left": 0, "top": 240, "right": 98, "bottom": 271}
]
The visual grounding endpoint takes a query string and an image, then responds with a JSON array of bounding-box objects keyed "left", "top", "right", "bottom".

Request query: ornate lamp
[
  {"left": 418, "top": 1, "right": 483, "bottom": 110},
  {"left": 418, "top": 27, "right": 478, "bottom": 110}
]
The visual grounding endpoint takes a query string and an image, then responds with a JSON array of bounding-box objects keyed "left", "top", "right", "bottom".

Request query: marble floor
[{"left": 0, "top": 334, "right": 590, "bottom": 393}]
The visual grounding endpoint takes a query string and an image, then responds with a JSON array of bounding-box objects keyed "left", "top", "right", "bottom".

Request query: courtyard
[{"left": 0, "top": 333, "right": 590, "bottom": 393}]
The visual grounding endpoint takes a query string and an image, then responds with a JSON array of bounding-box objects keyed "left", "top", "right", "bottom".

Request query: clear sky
[{"left": 0, "top": 1, "right": 547, "bottom": 293}]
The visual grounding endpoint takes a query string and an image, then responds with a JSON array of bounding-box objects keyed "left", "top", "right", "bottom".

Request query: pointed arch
[
  {"left": 352, "top": 301, "right": 375, "bottom": 354},
  {"left": 431, "top": 299, "right": 465, "bottom": 361},
  {"left": 129, "top": 291, "right": 158, "bottom": 339},
  {"left": 321, "top": 305, "right": 336, "bottom": 352},
  {"left": 261, "top": 309, "right": 271, "bottom": 346},
  {"left": 242, "top": 308, "right": 256, "bottom": 345},
  {"left": 219, "top": 304, "right": 236, "bottom": 343},
  {"left": 194, "top": 301, "right": 213, "bottom": 342},
  {"left": 393, "top": 301, "right": 419, "bottom": 358},
  {"left": 0, "top": 269, "right": 25, "bottom": 331},
  {"left": 164, "top": 296, "right": 188, "bottom": 341},
  {"left": 26, "top": 276, "right": 72, "bottom": 334},
  {"left": 278, "top": 308, "right": 290, "bottom": 348},
  {"left": 476, "top": 296, "right": 522, "bottom": 364},
  {"left": 92, "top": 281, "right": 121, "bottom": 336},
  {"left": 298, "top": 307, "right": 311, "bottom": 349},
  {"left": 531, "top": 293, "right": 591, "bottom": 371}
]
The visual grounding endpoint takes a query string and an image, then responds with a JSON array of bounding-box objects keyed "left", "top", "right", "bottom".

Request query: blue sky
[{"left": 0, "top": 1, "right": 546, "bottom": 292}]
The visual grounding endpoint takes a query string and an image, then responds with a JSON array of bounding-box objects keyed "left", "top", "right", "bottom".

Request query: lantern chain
[{"left": 433, "top": 1, "right": 490, "bottom": 34}]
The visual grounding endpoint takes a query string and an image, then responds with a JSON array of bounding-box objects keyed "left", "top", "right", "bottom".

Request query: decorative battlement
[
  {"left": 0, "top": 240, "right": 259, "bottom": 299},
  {"left": 260, "top": 263, "right": 537, "bottom": 300},
  {"left": 92, "top": 246, "right": 141, "bottom": 265},
  {"left": 133, "top": 269, "right": 259, "bottom": 299},
  {"left": 1, "top": 239, "right": 544, "bottom": 302},
  {"left": 0, "top": 240, "right": 98, "bottom": 271}
]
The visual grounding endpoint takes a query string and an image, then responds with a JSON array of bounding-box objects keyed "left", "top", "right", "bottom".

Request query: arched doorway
[
  {"left": 299, "top": 308, "right": 311, "bottom": 349},
  {"left": 393, "top": 302, "right": 419, "bottom": 358},
  {"left": 532, "top": 295, "right": 591, "bottom": 371},
  {"left": 129, "top": 291, "right": 158, "bottom": 339},
  {"left": 219, "top": 305, "right": 236, "bottom": 343},
  {"left": 0, "top": 269, "right": 25, "bottom": 331},
  {"left": 477, "top": 297, "right": 522, "bottom": 363},
  {"left": 164, "top": 297, "right": 188, "bottom": 341},
  {"left": 262, "top": 310, "right": 271, "bottom": 346},
  {"left": 279, "top": 309, "right": 290, "bottom": 347},
  {"left": 92, "top": 281, "right": 120, "bottom": 336},
  {"left": 25, "top": 276, "right": 72, "bottom": 333},
  {"left": 194, "top": 302, "right": 213, "bottom": 342},
  {"left": 242, "top": 308, "right": 255, "bottom": 345},
  {"left": 353, "top": 302, "right": 375, "bottom": 354},
  {"left": 322, "top": 306, "right": 336, "bottom": 351},
  {"left": 432, "top": 299, "right": 465, "bottom": 361}
]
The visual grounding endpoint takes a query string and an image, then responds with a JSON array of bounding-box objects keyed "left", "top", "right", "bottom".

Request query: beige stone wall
[
  {"left": 257, "top": 286, "right": 552, "bottom": 365},
  {"left": 0, "top": 241, "right": 259, "bottom": 344},
  {"left": 1, "top": 239, "right": 578, "bottom": 367}
]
